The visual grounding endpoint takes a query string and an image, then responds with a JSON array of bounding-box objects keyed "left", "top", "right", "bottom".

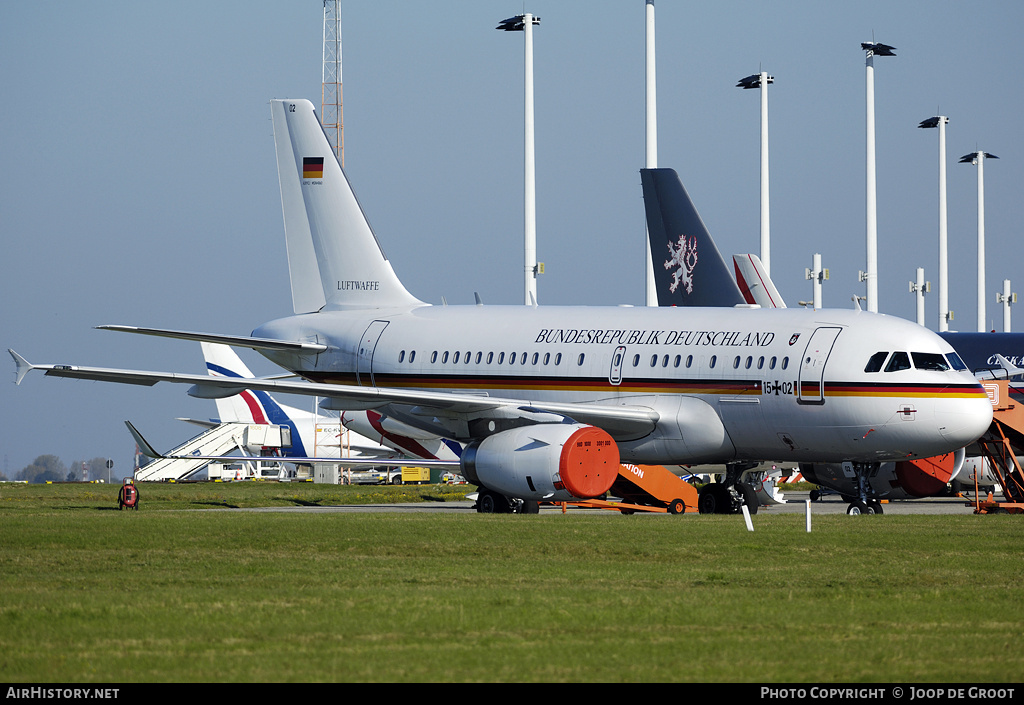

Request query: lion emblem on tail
[{"left": 664, "top": 233, "right": 698, "bottom": 294}]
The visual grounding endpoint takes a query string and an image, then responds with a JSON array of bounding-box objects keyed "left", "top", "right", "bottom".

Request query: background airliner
[{"left": 10, "top": 99, "right": 993, "bottom": 515}]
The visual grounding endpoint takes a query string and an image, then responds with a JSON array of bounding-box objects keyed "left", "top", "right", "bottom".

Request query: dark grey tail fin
[{"left": 640, "top": 168, "right": 746, "bottom": 307}]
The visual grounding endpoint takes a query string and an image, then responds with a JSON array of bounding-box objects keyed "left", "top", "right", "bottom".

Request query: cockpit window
[
  {"left": 864, "top": 351, "right": 889, "bottom": 373},
  {"left": 884, "top": 351, "right": 912, "bottom": 372},
  {"left": 946, "top": 352, "right": 968, "bottom": 371},
  {"left": 912, "top": 352, "right": 950, "bottom": 371}
]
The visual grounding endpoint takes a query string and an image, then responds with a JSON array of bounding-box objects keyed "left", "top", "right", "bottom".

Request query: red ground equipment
[{"left": 118, "top": 478, "right": 139, "bottom": 511}]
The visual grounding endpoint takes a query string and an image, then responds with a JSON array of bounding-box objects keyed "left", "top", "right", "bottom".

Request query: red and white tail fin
[{"left": 733, "top": 253, "right": 787, "bottom": 308}]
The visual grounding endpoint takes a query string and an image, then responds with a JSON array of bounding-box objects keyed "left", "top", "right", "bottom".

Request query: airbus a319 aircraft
[{"left": 10, "top": 99, "right": 994, "bottom": 515}]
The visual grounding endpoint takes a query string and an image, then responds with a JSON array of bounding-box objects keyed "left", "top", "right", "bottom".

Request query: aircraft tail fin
[
  {"left": 733, "top": 253, "right": 787, "bottom": 308},
  {"left": 200, "top": 342, "right": 314, "bottom": 457},
  {"left": 201, "top": 342, "right": 262, "bottom": 424},
  {"left": 271, "top": 99, "right": 423, "bottom": 312},
  {"left": 640, "top": 168, "right": 746, "bottom": 307}
]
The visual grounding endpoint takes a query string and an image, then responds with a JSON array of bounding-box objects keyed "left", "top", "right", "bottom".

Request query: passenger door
[
  {"left": 356, "top": 320, "right": 389, "bottom": 387},
  {"left": 797, "top": 327, "right": 841, "bottom": 404}
]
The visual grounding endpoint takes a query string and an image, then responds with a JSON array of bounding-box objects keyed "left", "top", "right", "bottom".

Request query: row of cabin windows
[
  {"left": 863, "top": 350, "right": 967, "bottom": 373},
  {"left": 395, "top": 349, "right": 790, "bottom": 372},
  {"left": 630, "top": 353, "right": 789, "bottom": 371},
  {"left": 399, "top": 350, "right": 573, "bottom": 366}
]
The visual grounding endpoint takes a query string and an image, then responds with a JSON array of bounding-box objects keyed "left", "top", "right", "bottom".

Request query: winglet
[
  {"left": 9, "top": 349, "right": 35, "bottom": 386},
  {"left": 992, "top": 354, "right": 1024, "bottom": 379},
  {"left": 125, "top": 420, "right": 165, "bottom": 459}
]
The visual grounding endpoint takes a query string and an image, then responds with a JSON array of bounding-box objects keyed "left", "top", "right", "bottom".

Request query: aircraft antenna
[{"left": 322, "top": 0, "right": 343, "bottom": 165}]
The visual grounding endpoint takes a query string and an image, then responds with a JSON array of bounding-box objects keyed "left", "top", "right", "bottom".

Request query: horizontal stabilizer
[{"left": 97, "top": 325, "right": 328, "bottom": 353}]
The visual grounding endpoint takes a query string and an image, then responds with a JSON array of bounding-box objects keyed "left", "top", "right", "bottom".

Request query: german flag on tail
[{"left": 302, "top": 157, "right": 324, "bottom": 179}]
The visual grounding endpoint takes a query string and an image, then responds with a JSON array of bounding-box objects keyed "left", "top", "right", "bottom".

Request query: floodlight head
[
  {"left": 959, "top": 151, "right": 999, "bottom": 164},
  {"left": 736, "top": 73, "right": 771, "bottom": 89},
  {"left": 861, "top": 41, "right": 896, "bottom": 56},
  {"left": 918, "top": 116, "right": 947, "bottom": 129},
  {"left": 496, "top": 14, "right": 540, "bottom": 31},
  {"left": 736, "top": 74, "right": 759, "bottom": 89}
]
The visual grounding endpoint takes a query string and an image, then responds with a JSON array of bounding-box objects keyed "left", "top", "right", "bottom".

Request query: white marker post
[
  {"left": 805, "top": 500, "right": 812, "bottom": 532},
  {"left": 741, "top": 504, "right": 754, "bottom": 531}
]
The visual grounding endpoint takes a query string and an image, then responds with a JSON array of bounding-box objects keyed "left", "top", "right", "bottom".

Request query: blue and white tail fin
[
  {"left": 201, "top": 342, "right": 312, "bottom": 457},
  {"left": 733, "top": 253, "right": 787, "bottom": 308},
  {"left": 200, "top": 343, "right": 456, "bottom": 461},
  {"left": 640, "top": 168, "right": 746, "bottom": 307},
  {"left": 271, "top": 99, "right": 423, "bottom": 313}
]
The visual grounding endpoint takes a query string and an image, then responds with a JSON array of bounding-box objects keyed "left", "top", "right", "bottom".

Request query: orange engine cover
[
  {"left": 462, "top": 423, "right": 619, "bottom": 501},
  {"left": 894, "top": 452, "right": 958, "bottom": 498}
]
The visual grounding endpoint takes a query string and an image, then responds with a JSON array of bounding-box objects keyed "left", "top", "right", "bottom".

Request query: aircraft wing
[{"left": 11, "top": 350, "right": 659, "bottom": 440}]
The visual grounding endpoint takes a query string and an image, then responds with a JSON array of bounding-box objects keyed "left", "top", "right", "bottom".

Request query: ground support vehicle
[
  {"left": 563, "top": 464, "right": 699, "bottom": 515},
  {"left": 968, "top": 380, "right": 1024, "bottom": 515}
]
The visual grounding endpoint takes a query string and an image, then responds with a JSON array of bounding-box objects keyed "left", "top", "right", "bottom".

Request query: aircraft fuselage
[{"left": 253, "top": 304, "right": 992, "bottom": 467}]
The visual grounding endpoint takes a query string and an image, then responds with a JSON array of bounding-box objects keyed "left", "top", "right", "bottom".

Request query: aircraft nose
[{"left": 936, "top": 394, "right": 993, "bottom": 448}]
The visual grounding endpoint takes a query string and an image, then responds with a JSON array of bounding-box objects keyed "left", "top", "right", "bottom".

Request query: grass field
[{"left": 1, "top": 482, "right": 1022, "bottom": 683}]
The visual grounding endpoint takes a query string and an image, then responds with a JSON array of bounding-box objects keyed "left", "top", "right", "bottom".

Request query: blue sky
[{"left": 2, "top": 1, "right": 1022, "bottom": 477}]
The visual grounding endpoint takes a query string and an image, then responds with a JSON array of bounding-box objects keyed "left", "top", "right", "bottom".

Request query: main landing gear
[
  {"left": 475, "top": 488, "right": 539, "bottom": 514},
  {"left": 696, "top": 463, "right": 759, "bottom": 515}
]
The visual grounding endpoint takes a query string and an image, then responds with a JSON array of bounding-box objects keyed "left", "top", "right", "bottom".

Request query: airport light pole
[
  {"left": 804, "top": 253, "right": 827, "bottom": 310},
  {"left": 997, "top": 280, "right": 1016, "bottom": 332},
  {"left": 645, "top": 0, "right": 658, "bottom": 306},
  {"left": 959, "top": 150, "right": 999, "bottom": 331},
  {"left": 909, "top": 268, "right": 930, "bottom": 327},
  {"left": 918, "top": 116, "right": 950, "bottom": 331},
  {"left": 860, "top": 41, "right": 896, "bottom": 314},
  {"left": 497, "top": 13, "right": 542, "bottom": 306},
  {"left": 737, "top": 71, "right": 774, "bottom": 277}
]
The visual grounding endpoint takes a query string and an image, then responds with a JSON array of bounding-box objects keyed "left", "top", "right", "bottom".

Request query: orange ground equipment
[
  {"left": 118, "top": 478, "right": 139, "bottom": 511},
  {"left": 564, "top": 464, "right": 698, "bottom": 514},
  {"left": 968, "top": 380, "right": 1024, "bottom": 515}
]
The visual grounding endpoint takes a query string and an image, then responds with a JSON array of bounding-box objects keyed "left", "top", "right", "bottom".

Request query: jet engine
[
  {"left": 460, "top": 423, "right": 619, "bottom": 502},
  {"left": 800, "top": 447, "right": 967, "bottom": 502}
]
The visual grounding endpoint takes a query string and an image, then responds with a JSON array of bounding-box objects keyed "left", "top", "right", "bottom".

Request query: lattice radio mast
[{"left": 322, "top": 1, "right": 343, "bottom": 165}]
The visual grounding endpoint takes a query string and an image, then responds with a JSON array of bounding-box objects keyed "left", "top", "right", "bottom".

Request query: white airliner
[{"left": 10, "top": 98, "right": 994, "bottom": 515}]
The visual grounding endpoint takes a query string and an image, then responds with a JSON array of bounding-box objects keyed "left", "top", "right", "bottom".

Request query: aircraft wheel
[
  {"left": 809, "top": 489, "right": 821, "bottom": 502},
  {"left": 667, "top": 498, "right": 686, "bottom": 515},
  {"left": 477, "top": 490, "right": 511, "bottom": 514},
  {"left": 738, "top": 483, "right": 758, "bottom": 515},
  {"left": 847, "top": 501, "right": 875, "bottom": 515},
  {"left": 697, "top": 485, "right": 724, "bottom": 514},
  {"left": 870, "top": 500, "right": 883, "bottom": 515}
]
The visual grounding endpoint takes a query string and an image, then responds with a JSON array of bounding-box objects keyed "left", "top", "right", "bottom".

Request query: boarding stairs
[
  {"left": 968, "top": 380, "right": 1024, "bottom": 514},
  {"left": 134, "top": 422, "right": 285, "bottom": 482}
]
